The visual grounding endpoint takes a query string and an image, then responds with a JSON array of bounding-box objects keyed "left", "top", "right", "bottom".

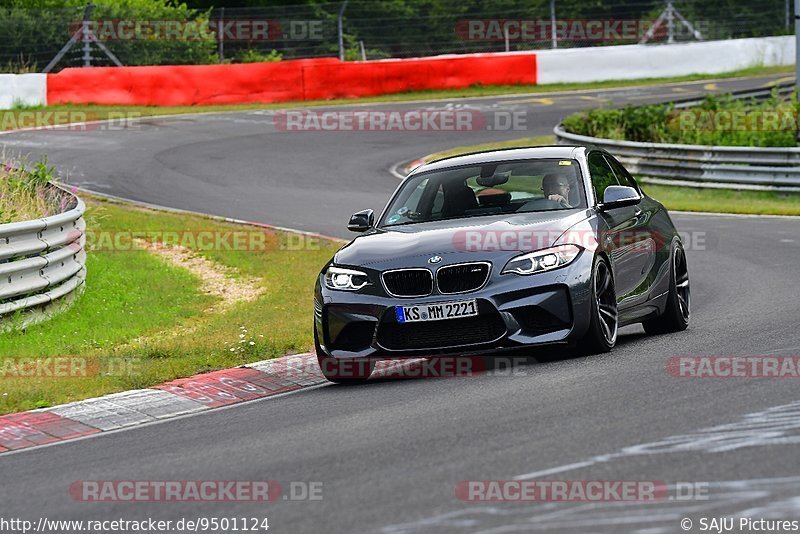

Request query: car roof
[{"left": 412, "top": 145, "right": 593, "bottom": 175}]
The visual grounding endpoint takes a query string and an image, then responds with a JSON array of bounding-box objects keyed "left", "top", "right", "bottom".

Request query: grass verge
[
  {"left": 0, "top": 65, "right": 791, "bottom": 130},
  {"left": 0, "top": 196, "right": 340, "bottom": 414},
  {"left": 642, "top": 184, "right": 800, "bottom": 216},
  {"left": 419, "top": 134, "right": 800, "bottom": 216}
]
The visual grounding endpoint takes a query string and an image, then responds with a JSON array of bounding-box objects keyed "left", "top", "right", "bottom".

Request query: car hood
[{"left": 334, "top": 210, "right": 593, "bottom": 268}]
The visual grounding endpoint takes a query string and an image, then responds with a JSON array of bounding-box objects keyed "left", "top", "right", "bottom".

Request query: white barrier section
[
  {"left": 536, "top": 36, "right": 794, "bottom": 84},
  {"left": 0, "top": 37, "right": 793, "bottom": 108},
  {"left": 0, "top": 73, "right": 47, "bottom": 109}
]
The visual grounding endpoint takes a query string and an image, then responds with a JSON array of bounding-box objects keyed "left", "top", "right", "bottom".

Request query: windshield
[{"left": 380, "top": 158, "right": 586, "bottom": 227}]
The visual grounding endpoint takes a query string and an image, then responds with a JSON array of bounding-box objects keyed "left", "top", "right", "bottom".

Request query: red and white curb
[
  {"left": 0, "top": 353, "right": 326, "bottom": 453},
  {"left": 0, "top": 354, "right": 446, "bottom": 454}
]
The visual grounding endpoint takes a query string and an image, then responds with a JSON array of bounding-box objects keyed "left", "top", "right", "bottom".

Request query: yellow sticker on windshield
[{"left": 559, "top": 160, "right": 572, "bottom": 166}]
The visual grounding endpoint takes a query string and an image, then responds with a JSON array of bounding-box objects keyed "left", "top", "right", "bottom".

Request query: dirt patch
[
  {"left": 109, "top": 240, "right": 266, "bottom": 349},
  {"left": 133, "top": 239, "right": 264, "bottom": 313}
]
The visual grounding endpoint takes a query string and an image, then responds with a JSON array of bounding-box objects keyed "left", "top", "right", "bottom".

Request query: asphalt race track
[
  {"left": 2, "top": 74, "right": 800, "bottom": 533},
  {"left": 0, "top": 74, "right": 791, "bottom": 239}
]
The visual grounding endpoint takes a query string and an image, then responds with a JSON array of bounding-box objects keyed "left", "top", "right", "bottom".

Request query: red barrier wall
[
  {"left": 300, "top": 54, "right": 537, "bottom": 100},
  {"left": 46, "top": 59, "right": 334, "bottom": 106},
  {"left": 47, "top": 53, "right": 536, "bottom": 106}
]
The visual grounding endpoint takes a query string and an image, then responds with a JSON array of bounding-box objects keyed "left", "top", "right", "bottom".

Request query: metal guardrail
[
  {"left": 0, "top": 185, "right": 86, "bottom": 325},
  {"left": 554, "top": 82, "right": 800, "bottom": 190},
  {"left": 554, "top": 125, "right": 800, "bottom": 190}
]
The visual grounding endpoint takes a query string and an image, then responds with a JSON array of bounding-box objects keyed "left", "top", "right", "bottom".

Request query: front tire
[
  {"left": 316, "top": 353, "right": 375, "bottom": 384},
  {"left": 314, "top": 328, "right": 375, "bottom": 384},
  {"left": 642, "top": 243, "right": 690, "bottom": 335},
  {"left": 579, "top": 256, "right": 618, "bottom": 354}
]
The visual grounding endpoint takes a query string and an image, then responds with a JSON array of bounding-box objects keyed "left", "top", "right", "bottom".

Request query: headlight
[
  {"left": 324, "top": 266, "right": 370, "bottom": 291},
  {"left": 502, "top": 244, "right": 582, "bottom": 275}
]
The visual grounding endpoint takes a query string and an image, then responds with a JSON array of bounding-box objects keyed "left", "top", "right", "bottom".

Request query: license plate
[{"left": 395, "top": 299, "right": 478, "bottom": 323}]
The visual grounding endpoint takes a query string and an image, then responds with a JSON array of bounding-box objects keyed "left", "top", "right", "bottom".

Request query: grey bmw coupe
[{"left": 314, "top": 146, "right": 690, "bottom": 383}]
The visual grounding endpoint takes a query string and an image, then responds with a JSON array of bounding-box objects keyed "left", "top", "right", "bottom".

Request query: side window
[
  {"left": 587, "top": 153, "right": 619, "bottom": 203},
  {"left": 605, "top": 155, "right": 640, "bottom": 193},
  {"left": 384, "top": 177, "right": 432, "bottom": 225}
]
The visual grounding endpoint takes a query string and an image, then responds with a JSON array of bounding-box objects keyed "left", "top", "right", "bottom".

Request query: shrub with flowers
[{"left": 224, "top": 325, "right": 264, "bottom": 356}]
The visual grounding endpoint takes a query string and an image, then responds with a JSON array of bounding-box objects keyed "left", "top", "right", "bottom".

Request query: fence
[
  {"left": 0, "top": 186, "right": 86, "bottom": 327},
  {"left": 0, "top": 0, "right": 792, "bottom": 73}
]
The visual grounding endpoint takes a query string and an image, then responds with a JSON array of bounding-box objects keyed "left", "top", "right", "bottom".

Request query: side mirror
[
  {"left": 599, "top": 186, "right": 641, "bottom": 211},
  {"left": 348, "top": 209, "right": 374, "bottom": 232}
]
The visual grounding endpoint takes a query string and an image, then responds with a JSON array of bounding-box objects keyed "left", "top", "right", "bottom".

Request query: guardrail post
[
  {"left": 217, "top": 7, "right": 225, "bottom": 64},
  {"left": 338, "top": 1, "right": 348, "bottom": 61},
  {"left": 796, "top": 0, "right": 800, "bottom": 142},
  {"left": 666, "top": 1, "right": 675, "bottom": 44},
  {"left": 81, "top": 3, "right": 95, "bottom": 67}
]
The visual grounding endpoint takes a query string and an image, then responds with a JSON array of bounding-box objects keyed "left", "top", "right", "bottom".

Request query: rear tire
[
  {"left": 579, "top": 256, "right": 618, "bottom": 354},
  {"left": 642, "top": 243, "right": 690, "bottom": 335}
]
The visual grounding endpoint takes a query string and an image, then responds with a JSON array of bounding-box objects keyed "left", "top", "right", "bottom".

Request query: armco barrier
[
  {"left": 0, "top": 186, "right": 86, "bottom": 326},
  {"left": 47, "top": 53, "right": 537, "bottom": 106},
  {"left": 554, "top": 124, "right": 800, "bottom": 190}
]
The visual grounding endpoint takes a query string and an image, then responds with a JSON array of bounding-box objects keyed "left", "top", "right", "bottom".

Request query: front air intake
[
  {"left": 381, "top": 269, "right": 433, "bottom": 297},
  {"left": 436, "top": 263, "right": 491, "bottom": 294}
]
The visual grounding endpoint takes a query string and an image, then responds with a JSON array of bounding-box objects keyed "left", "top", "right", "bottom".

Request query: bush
[
  {"left": 237, "top": 49, "right": 282, "bottom": 63},
  {"left": 561, "top": 90, "right": 799, "bottom": 147},
  {"left": 0, "top": 158, "right": 62, "bottom": 224}
]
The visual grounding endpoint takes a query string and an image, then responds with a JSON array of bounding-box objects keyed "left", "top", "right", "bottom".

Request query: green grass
[
  {"left": 0, "top": 250, "right": 206, "bottom": 358},
  {"left": 0, "top": 65, "right": 792, "bottom": 128},
  {"left": 0, "top": 197, "right": 341, "bottom": 414},
  {"left": 642, "top": 184, "right": 800, "bottom": 216},
  {"left": 419, "top": 134, "right": 800, "bottom": 216}
]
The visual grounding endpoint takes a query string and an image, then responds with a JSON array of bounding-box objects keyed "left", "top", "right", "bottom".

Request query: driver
[{"left": 542, "top": 174, "right": 573, "bottom": 208}]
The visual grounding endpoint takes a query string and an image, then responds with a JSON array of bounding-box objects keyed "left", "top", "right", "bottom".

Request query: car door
[
  {"left": 605, "top": 154, "right": 662, "bottom": 306},
  {"left": 587, "top": 152, "right": 653, "bottom": 307}
]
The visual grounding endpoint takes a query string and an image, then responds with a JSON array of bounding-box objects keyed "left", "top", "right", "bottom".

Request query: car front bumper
[{"left": 314, "top": 252, "right": 595, "bottom": 359}]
